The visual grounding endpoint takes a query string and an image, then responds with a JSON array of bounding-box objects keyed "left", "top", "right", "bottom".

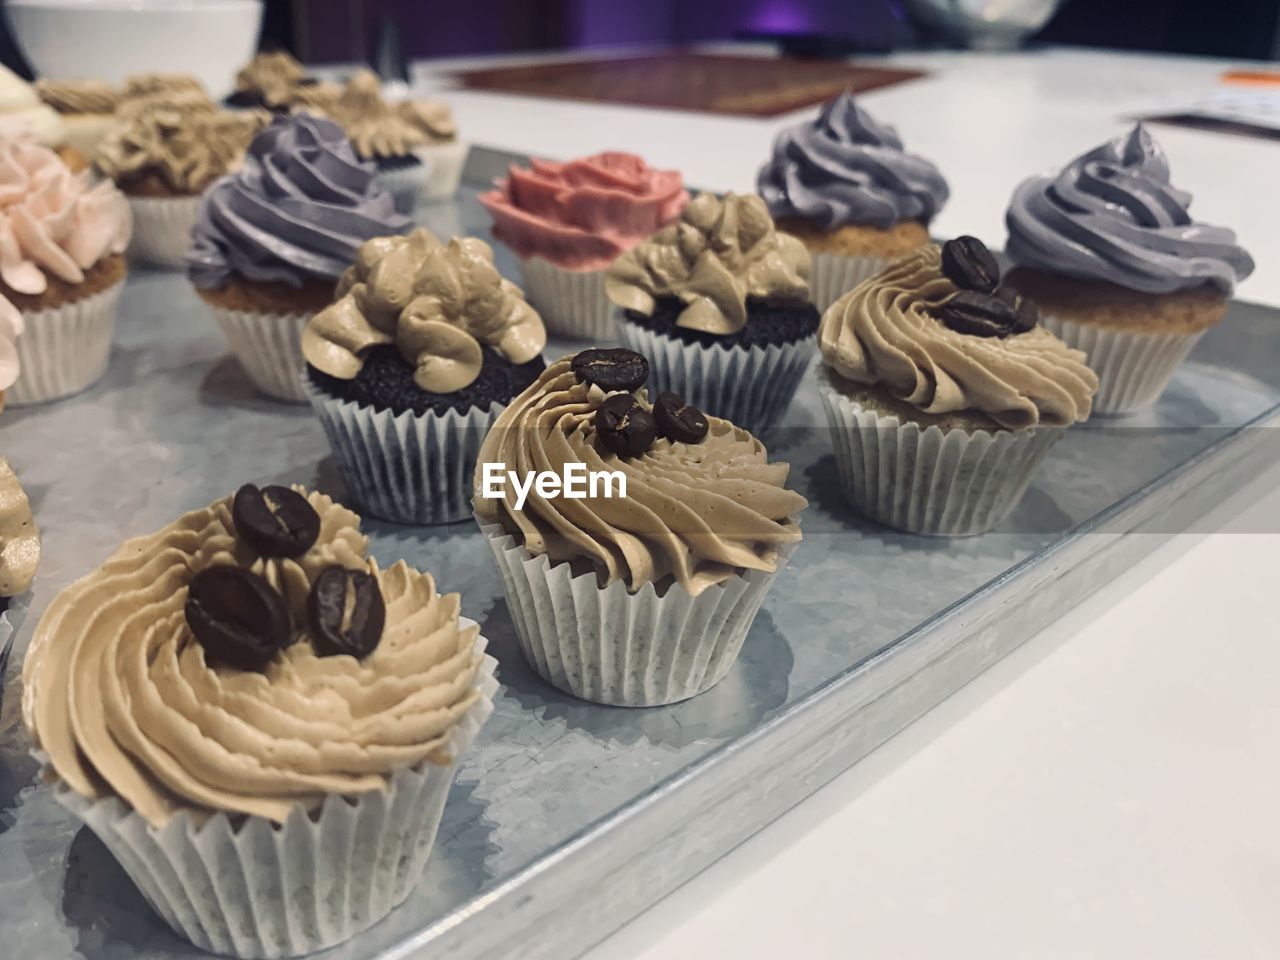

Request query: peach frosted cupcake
[
  {"left": 0, "top": 135, "right": 131, "bottom": 404},
  {"left": 480, "top": 151, "right": 687, "bottom": 339}
]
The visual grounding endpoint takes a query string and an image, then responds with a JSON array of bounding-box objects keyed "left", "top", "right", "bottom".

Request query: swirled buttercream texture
[
  {"left": 0, "top": 458, "right": 39, "bottom": 598},
  {"left": 1005, "top": 124, "right": 1253, "bottom": 295}
]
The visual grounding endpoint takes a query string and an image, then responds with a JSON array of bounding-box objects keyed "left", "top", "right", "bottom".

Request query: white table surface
[{"left": 416, "top": 46, "right": 1280, "bottom": 959}]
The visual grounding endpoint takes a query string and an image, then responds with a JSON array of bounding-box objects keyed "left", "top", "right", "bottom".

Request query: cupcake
[
  {"left": 474, "top": 347, "right": 806, "bottom": 706},
  {"left": 607, "top": 191, "right": 819, "bottom": 436},
  {"left": 0, "top": 457, "right": 40, "bottom": 696},
  {"left": 0, "top": 64, "right": 79, "bottom": 168},
  {"left": 0, "top": 135, "right": 132, "bottom": 405},
  {"left": 479, "top": 151, "right": 687, "bottom": 339},
  {"left": 303, "top": 227, "right": 547, "bottom": 524},
  {"left": 758, "top": 91, "right": 948, "bottom": 312},
  {"left": 817, "top": 236, "right": 1098, "bottom": 536},
  {"left": 225, "top": 51, "right": 339, "bottom": 112},
  {"left": 96, "top": 99, "right": 267, "bottom": 268},
  {"left": 22, "top": 483, "right": 496, "bottom": 958},
  {"left": 1004, "top": 125, "right": 1254, "bottom": 415},
  {"left": 121, "top": 72, "right": 206, "bottom": 102},
  {"left": 188, "top": 114, "right": 411, "bottom": 403},
  {"left": 393, "top": 95, "right": 467, "bottom": 202},
  {"left": 34, "top": 78, "right": 119, "bottom": 159}
]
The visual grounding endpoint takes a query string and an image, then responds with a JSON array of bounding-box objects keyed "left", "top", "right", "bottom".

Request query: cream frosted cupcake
[
  {"left": 479, "top": 151, "right": 688, "bottom": 339},
  {"left": 0, "top": 457, "right": 40, "bottom": 697},
  {"left": 475, "top": 347, "right": 806, "bottom": 706},
  {"left": 758, "top": 92, "right": 948, "bottom": 311},
  {"left": 303, "top": 228, "right": 547, "bottom": 524},
  {"left": 188, "top": 114, "right": 411, "bottom": 403},
  {"left": 1004, "top": 125, "right": 1254, "bottom": 414},
  {"left": 0, "top": 135, "right": 131, "bottom": 405},
  {"left": 96, "top": 98, "right": 267, "bottom": 268},
  {"left": 818, "top": 237, "right": 1098, "bottom": 536},
  {"left": 23, "top": 483, "right": 496, "bottom": 958},
  {"left": 608, "top": 192, "right": 819, "bottom": 436}
]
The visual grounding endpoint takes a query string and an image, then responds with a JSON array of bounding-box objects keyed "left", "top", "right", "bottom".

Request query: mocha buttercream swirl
[
  {"left": 605, "top": 192, "right": 811, "bottom": 335},
  {"left": 36, "top": 79, "right": 119, "bottom": 115},
  {"left": 304, "top": 227, "right": 546, "bottom": 393},
  {"left": 397, "top": 99, "right": 457, "bottom": 143},
  {"left": 96, "top": 103, "right": 268, "bottom": 194},
  {"left": 188, "top": 114, "right": 410, "bottom": 289},
  {"left": 0, "top": 458, "right": 39, "bottom": 598},
  {"left": 474, "top": 356, "right": 806, "bottom": 595},
  {"left": 122, "top": 74, "right": 206, "bottom": 102},
  {"left": 1006, "top": 125, "right": 1254, "bottom": 295},
  {"left": 757, "top": 92, "right": 949, "bottom": 231},
  {"left": 318, "top": 69, "right": 426, "bottom": 160},
  {"left": 479, "top": 152, "right": 687, "bottom": 271},
  {"left": 23, "top": 488, "right": 483, "bottom": 828},
  {"left": 820, "top": 246, "right": 1097, "bottom": 429}
]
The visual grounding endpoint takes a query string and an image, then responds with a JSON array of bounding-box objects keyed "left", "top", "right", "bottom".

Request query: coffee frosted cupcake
[
  {"left": 97, "top": 99, "right": 267, "bottom": 268},
  {"left": 0, "top": 136, "right": 131, "bottom": 405},
  {"left": 225, "top": 51, "right": 339, "bottom": 112},
  {"left": 758, "top": 92, "right": 947, "bottom": 311},
  {"left": 304, "top": 228, "right": 547, "bottom": 524},
  {"left": 35, "top": 79, "right": 119, "bottom": 158},
  {"left": 818, "top": 237, "right": 1097, "bottom": 536},
  {"left": 608, "top": 191, "right": 818, "bottom": 436},
  {"left": 23, "top": 483, "right": 496, "bottom": 958},
  {"left": 480, "top": 151, "right": 687, "bottom": 339},
  {"left": 1005, "top": 125, "right": 1254, "bottom": 414},
  {"left": 188, "top": 114, "right": 410, "bottom": 402},
  {"left": 0, "top": 457, "right": 40, "bottom": 693},
  {"left": 475, "top": 347, "right": 806, "bottom": 706}
]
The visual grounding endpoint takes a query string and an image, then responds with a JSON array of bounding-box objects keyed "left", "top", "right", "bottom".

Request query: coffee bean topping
[
  {"left": 995, "top": 286, "right": 1041, "bottom": 334},
  {"left": 185, "top": 566, "right": 291, "bottom": 672},
  {"left": 595, "top": 393, "right": 658, "bottom": 458},
  {"left": 653, "top": 391, "right": 708, "bottom": 444},
  {"left": 938, "top": 290, "right": 1022, "bottom": 339},
  {"left": 571, "top": 348, "right": 649, "bottom": 393},
  {"left": 232, "top": 484, "right": 321, "bottom": 558},
  {"left": 307, "top": 566, "right": 386, "bottom": 660},
  {"left": 940, "top": 236, "right": 1000, "bottom": 293}
]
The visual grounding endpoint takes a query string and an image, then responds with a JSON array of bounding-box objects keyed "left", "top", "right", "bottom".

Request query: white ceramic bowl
[{"left": 6, "top": 0, "right": 263, "bottom": 99}]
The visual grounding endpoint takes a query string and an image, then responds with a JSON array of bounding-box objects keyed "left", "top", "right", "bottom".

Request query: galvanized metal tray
[{"left": 2, "top": 149, "right": 1278, "bottom": 960}]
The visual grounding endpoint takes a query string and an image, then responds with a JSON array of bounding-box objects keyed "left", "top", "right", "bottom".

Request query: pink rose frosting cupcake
[
  {"left": 480, "top": 151, "right": 687, "bottom": 339},
  {"left": 1, "top": 136, "right": 131, "bottom": 404}
]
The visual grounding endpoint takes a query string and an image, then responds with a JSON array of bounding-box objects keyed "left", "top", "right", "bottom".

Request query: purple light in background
[{"left": 747, "top": 0, "right": 814, "bottom": 33}]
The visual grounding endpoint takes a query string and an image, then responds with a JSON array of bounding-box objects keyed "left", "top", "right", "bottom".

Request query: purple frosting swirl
[
  {"left": 188, "top": 114, "right": 410, "bottom": 289},
  {"left": 1005, "top": 125, "right": 1253, "bottom": 295},
  {"left": 757, "top": 92, "right": 949, "bottom": 231}
]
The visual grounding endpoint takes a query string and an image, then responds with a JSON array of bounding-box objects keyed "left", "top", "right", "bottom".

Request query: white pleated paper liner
[
  {"left": 304, "top": 374, "right": 502, "bottom": 525},
  {"left": 418, "top": 139, "right": 469, "bottom": 201},
  {"left": 816, "top": 366, "right": 1064, "bottom": 537},
  {"left": 480, "top": 520, "right": 798, "bottom": 707},
  {"left": 617, "top": 318, "right": 815, "bottom": 438},
  {"left": 127, "top": 195, "right": 203, "bottom": 269},
  {"left": 518, "top": 257, "right": 613, "bottom": 341},
  {"left": 1039, "top": 311, "right": 1204, "bottom": 416},
  {"left": 209, "top": 306, "right": 309, "bottom": 404},
  {"left": 373, "top": 156, "right": 433, "bottom": 214},
  {"left": 808, "top": 252, "right": 888, "bottom": 313},
  {"left": 51, "top": 636, "right": 498, "bottom": 960},
  {"left": 7, "top": 279, "right": 123, "bottom": 406},
  {"left": 0, "top": 591, "right": 32, "bottom": 711}
]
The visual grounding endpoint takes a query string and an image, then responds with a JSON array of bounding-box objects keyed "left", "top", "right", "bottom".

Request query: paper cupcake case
[
  {"left": 51, "top": 638, "right": 498, "bottom": 960},
  {"left": 128, "top": 195, "right": 203, "bottom": 269},
  {"left": 7, "top": 280, "right": 123, "bottom": 406},
  {"left": 1039, "top": 312, "right": 1203, "bottom": 415},
  {"left": 518, "top": 257, "right": 612, "bottom": 341},
  {"left": 210, "top": 306, "right": 310, "bottom": 404},
  {"left": 374, "top": 159, "right": 433, "bottom": 214},
  {"left": 808, "top": 252, "right": 888, "bottom": 312},
  {"left": 617, "top": 320, "right": 815, "bottom": 437},
  {"left": 818, "top": 368, "right": 1063, "bottom": 537},
  {"left": 305, "top": 377, "right": 501, "bottom": 525},
  {"left": 418, "top": 140, "right": 469, "bottom": 201},
  {"left": 481, "top": 520, "right": 797, "bottom": 707}
]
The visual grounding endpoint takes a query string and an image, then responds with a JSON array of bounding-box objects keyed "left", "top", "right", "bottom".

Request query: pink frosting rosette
[
  {"left": 479, "top": 151, "right": 687, "bottom": 271},
  {"left": 0, "top": 136, "right": 132, "bottom": 332}
]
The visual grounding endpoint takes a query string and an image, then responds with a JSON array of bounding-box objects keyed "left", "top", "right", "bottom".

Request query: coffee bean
[
  {"left": 185, "top": 566, "right": 291, "bottom": 672},
  {"left": 940, "top": 236, "right": 1000, "bottom": 293},
  {"left": 232, "top": 484, "right": 321, "bottom": 558},
  {"left": 571, "top": 348, "right": 649, "bottom": 393},
  {"left": 653, "top": 391, "right": 708, "bottom": 444},
  {"left": 939, "top": 290, "right": 1020, "bottom": 339},
  {"left": 595, "top": 393, "right": 658, "bottom": 458},
  {"left": 994, "top": 286, "right": 1041, "bottom": 335},
  {"left": 307, "top": 566, "right": 386, "bottom": 659}
]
